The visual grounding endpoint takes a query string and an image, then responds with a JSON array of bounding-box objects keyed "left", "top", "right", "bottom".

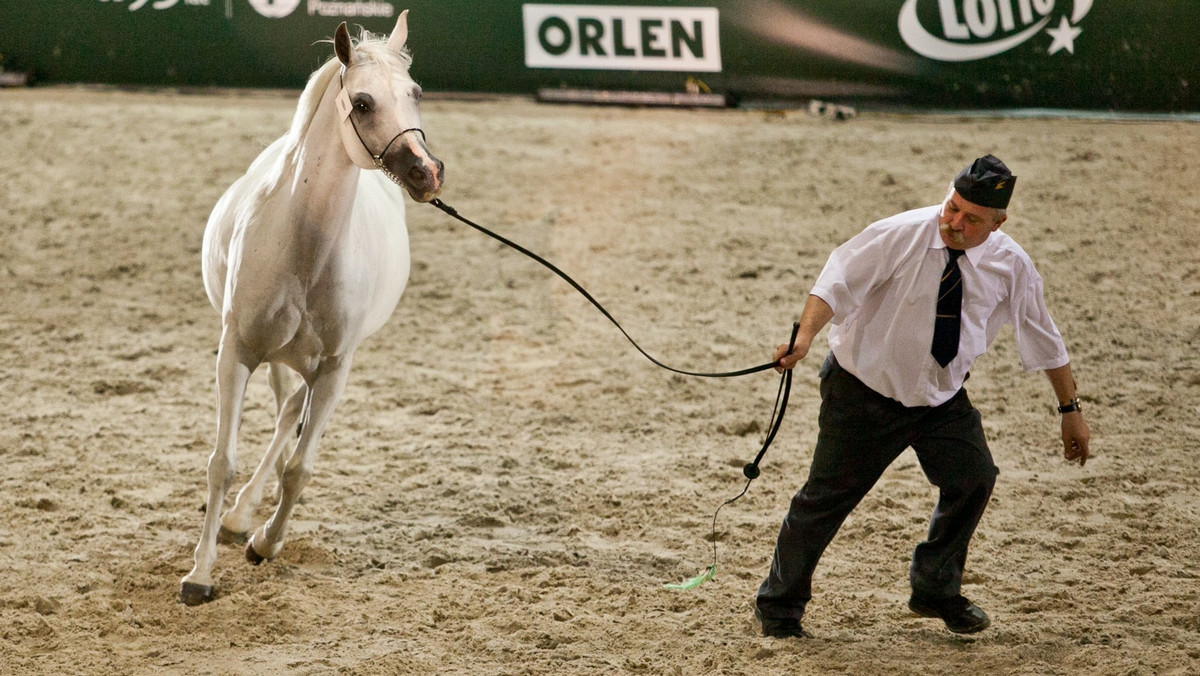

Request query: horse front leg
[
  {"left": 179, "top": 336, "right": 254, "bottom": 606},
  {"left": 245, "top": 356, "right": 351, "bottom": 564},
  {"left": 218, "top": 377, "right": 307, "bottom": 543}
]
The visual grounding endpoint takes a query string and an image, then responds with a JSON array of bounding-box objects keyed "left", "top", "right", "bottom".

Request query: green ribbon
[{"left": 663, "top": 565, "right": 716, "bottom": 591}]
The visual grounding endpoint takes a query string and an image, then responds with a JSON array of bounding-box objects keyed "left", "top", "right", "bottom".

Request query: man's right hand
[
  {"left": 774, "top": 341, "right": 809, "bottom": 373},
  {"left": 775, "top": 295, "right": 834, "bottom": 373}
]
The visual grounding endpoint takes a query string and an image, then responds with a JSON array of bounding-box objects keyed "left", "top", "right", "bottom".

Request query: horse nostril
[{"left": 407, "top": 166, "right": 427, "bottom": 185}]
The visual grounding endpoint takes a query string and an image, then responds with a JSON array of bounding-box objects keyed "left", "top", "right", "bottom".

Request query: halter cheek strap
[{"left": 336, "top": 87, "right": 378, "bottom": 170}]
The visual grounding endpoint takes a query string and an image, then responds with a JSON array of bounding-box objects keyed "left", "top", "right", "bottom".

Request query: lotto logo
[{"left": 898, "top": 0, "right": 1093, "bottom": 61}]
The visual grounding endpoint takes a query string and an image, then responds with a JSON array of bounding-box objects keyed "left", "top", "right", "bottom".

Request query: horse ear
[
  {"left": 387, "top": 9, "right": 409, "bottom": 52},
  {"left": 334, "top": 22, "right": 353, "bottom": 66}
]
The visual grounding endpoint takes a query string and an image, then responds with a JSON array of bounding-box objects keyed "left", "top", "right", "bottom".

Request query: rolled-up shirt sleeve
[
  {"left": 1010, "top": 262, "right": 1070, "bottom": 372},
  {"left": 810, "top": 223, "right": 902, "bottom": 325}
]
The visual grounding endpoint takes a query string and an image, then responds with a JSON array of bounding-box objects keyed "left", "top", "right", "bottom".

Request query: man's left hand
[{"left": 1061, "top": 412, "right": 1090, "bottom": 466}]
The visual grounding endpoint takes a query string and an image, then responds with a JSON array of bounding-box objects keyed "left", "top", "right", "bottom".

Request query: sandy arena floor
[{"left": 1, "top": 85, "right": 1198, "bottom": 675}]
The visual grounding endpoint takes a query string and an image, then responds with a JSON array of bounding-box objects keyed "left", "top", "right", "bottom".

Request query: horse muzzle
[{"left": 385, "top": 139, "right": 444, "bottom": 203}]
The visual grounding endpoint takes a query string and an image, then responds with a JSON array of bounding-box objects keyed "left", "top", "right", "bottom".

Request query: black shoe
[
  {"left": 755, "top": 608, "right": 808, "bottom": 639},
  {"left": 908, "top": 594, "right": 991, "bottom": 634}
]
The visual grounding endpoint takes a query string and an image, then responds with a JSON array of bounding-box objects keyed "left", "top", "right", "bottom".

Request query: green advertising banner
[{"left": 0, "top": 1, "right": 1195, "bottom": 111}]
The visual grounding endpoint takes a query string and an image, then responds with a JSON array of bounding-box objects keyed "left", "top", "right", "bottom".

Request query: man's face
[{"left": 939, "top": 191, "right": 1006, "bottom": 250}]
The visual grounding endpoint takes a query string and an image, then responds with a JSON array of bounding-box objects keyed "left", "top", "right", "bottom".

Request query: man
[{"left": 755, "top": 154, "right": 1091, "bottom": 638}]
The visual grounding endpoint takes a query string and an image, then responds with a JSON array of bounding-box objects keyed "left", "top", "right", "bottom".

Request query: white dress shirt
[{"left": 810, "top": 204, "right": 1069, "bottom": 407}]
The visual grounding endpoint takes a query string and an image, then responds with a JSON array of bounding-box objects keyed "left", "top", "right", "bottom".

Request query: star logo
[{"left": 1046, "top": 16, "right": 1083, "bottom": 55}]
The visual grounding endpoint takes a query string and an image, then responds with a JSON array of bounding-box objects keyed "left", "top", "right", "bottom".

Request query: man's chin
[{"left": 939, "top": 228, "right": 966, "bottom": 249}]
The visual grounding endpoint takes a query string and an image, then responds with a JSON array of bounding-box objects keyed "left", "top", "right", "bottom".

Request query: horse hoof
[
  {"left": 245, "top": 541, "right": 266, "bottom": 566},
  {"left": 218, "top": 525, "right": 248, "bottom": 545},
  {"left": 178, "top": 582, "right": 215, "bottom": 606}
]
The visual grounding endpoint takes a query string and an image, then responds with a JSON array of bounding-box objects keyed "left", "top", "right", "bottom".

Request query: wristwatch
[{"left": 1057, "top": 398, "right": 1082, "bottom": 414}]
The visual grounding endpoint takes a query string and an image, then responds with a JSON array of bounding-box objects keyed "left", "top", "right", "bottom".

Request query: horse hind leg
[
  {"left": 269, "top": 363, "right": 300, "bottom": 503},
  {"left": 179, "top": 337, "right": 254, "bottom": 606},
  {"left": 268, "top": 361, "right": 297, "bottom": 419},
  {"left": 218, "top": 368, "right": 307, "bottom": 544},
  {"left": 246, "top": 356, "right": 351, "bottom": 564}
]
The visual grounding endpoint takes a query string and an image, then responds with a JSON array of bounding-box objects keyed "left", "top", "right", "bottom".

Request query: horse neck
[{"left": 283, "top": 80, "right": 360, "bottom": 227}]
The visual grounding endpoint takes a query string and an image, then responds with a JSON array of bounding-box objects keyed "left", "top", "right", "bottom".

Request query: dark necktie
[{"left": 931, "top": 248, "right": 965, "bottom": 368}]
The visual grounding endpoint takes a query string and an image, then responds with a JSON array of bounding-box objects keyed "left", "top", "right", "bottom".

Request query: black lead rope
[
  {"left": 430, "top": 198, "right": 779, "bottom": 379},
  {"left": 428, "top": 197, "right": 799, "bottom": 586}
]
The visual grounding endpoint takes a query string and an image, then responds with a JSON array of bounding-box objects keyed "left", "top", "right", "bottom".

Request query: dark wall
[{"left": 1, "top": 1, "right": 1194, "bottom": 111}]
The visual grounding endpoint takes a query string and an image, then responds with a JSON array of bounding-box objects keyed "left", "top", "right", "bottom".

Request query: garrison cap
[{"left": 954, "top": 154, "right": 1016, "bottom": 209}]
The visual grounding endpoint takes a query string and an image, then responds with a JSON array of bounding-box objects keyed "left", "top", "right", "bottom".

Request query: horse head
[{"left": 333, "top": 12, "right": 444, "bottom": 202}]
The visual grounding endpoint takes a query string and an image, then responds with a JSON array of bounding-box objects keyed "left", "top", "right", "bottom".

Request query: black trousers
[{"left": 756, "top": 354, "right": 998, "bottom": 621}]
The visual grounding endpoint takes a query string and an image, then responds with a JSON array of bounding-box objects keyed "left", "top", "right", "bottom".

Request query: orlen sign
[
  {"left": 523, "top": 4, "right": 721, "bottom": 72},
  {"left": 899, "top": 0, "right": 1093, "bottom": 61}
]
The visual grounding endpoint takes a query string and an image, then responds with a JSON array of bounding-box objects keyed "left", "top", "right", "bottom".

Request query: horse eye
[{"left": 351, "top": 94, "right": 374, "bottom": 113}]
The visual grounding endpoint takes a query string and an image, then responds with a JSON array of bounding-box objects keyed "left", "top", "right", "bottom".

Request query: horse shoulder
[{"left": 351, "top": 172, "right": 412, "bottom": 336}]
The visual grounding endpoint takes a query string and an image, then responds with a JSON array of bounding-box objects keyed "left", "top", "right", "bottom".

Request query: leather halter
[{"left": 336, "top": 69, "right": 425, "bottom": 182}]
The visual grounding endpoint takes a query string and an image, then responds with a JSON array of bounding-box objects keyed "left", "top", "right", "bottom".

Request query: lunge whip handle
[{"left": 742, "top": 321, "right": 801, "bottom": 480}]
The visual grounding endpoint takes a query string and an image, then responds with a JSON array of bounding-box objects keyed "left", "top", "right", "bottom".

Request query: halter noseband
[{"left": 337, "top": 69, "right": 425, "bottom": 181}]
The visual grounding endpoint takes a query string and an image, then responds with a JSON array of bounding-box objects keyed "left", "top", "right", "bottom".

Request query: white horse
[{"left": 179, "top": 12, "right": 443, "bottom": 606}]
